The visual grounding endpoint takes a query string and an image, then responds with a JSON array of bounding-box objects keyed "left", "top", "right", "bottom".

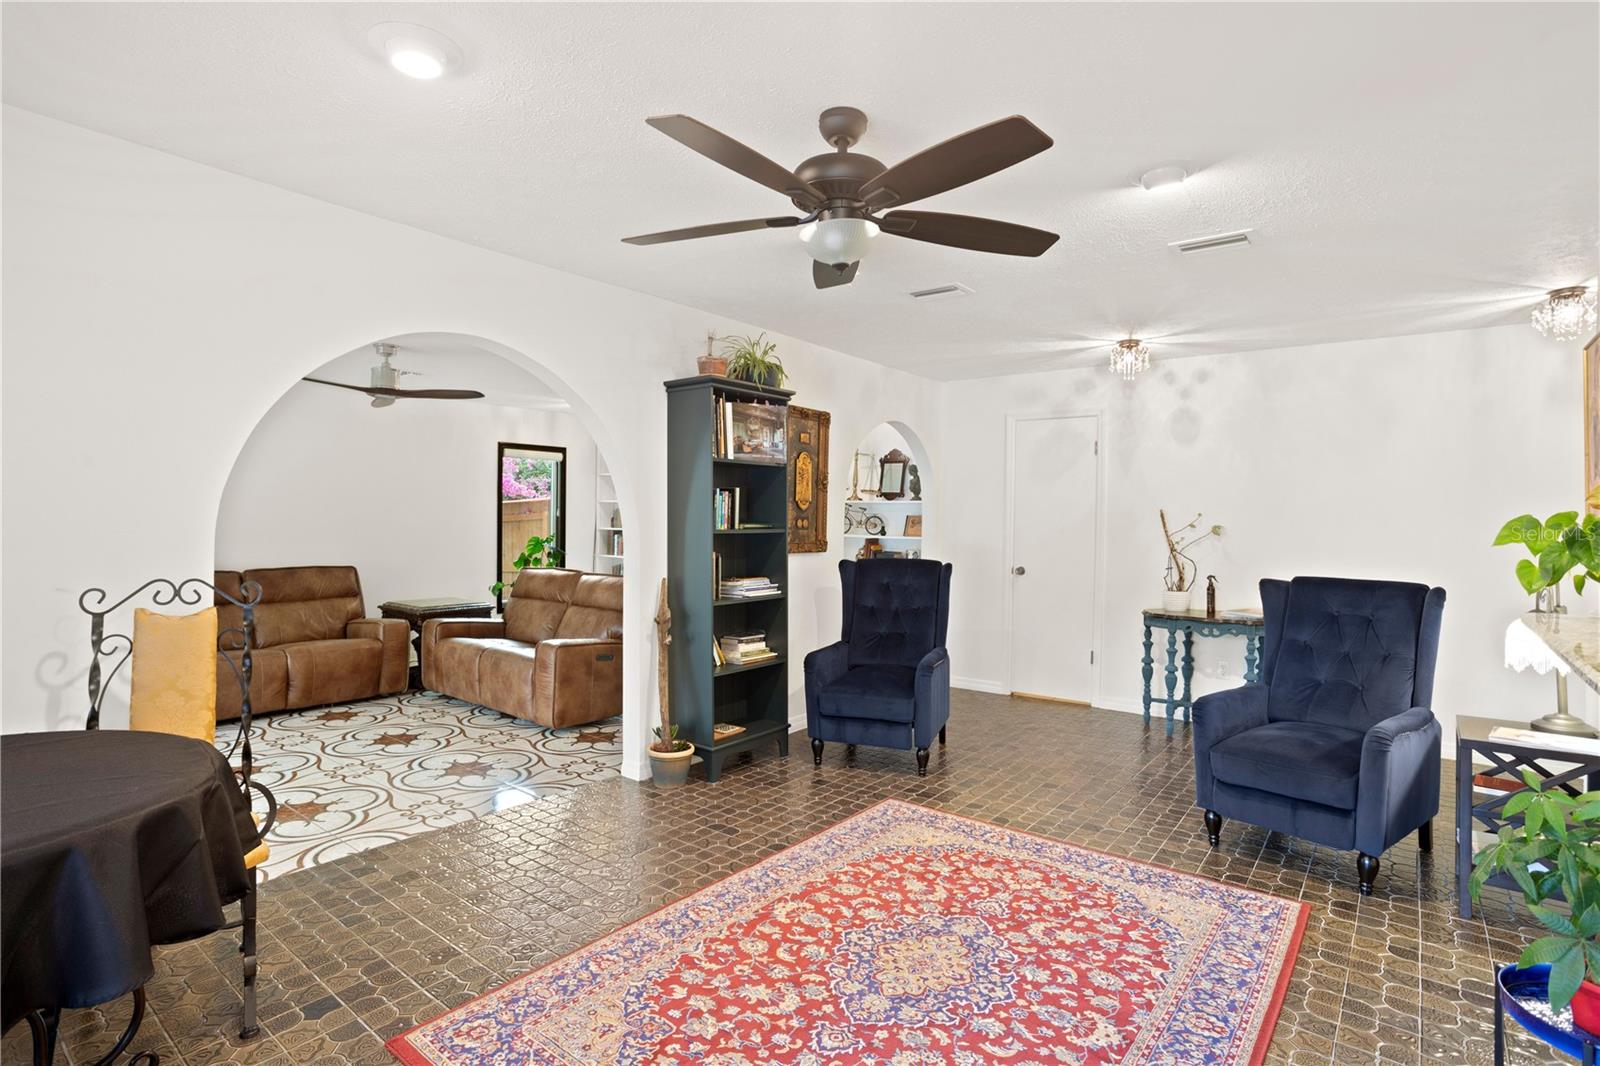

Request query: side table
[
  {"left": 1141, "top": 609, "right": 1264, "bottom": 736},
  {"left": 377, "top": 598, "right": 496, "bottom": 690},
  {"left": 1456, "top": 714, "right": 1600, "bottom": 918}
]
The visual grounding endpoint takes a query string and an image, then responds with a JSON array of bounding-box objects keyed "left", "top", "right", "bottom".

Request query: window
[{"left": 497, "top": 442, "right": 566, "bottom": 603}]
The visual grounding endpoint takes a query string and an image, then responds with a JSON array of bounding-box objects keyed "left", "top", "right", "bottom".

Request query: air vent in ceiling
[
  {"left": 908, "top": 283, "right": 974, "bottom": 301},
  {"left": 1169, "top": 229, "right": 1253, "bottom": 255}
]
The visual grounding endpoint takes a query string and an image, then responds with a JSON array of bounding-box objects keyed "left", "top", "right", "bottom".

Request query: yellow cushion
[{"left": 130, "top": 606, "right": 218, "bottom": 744}]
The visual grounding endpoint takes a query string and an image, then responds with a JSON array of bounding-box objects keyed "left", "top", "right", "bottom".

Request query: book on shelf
[
  {"left": 713, "top": 486, "right": 745, "bottom": 530},
  {"left": 719, "top": 576, "right": 779, "bottom": 598},
  {"left": 718, "top": 632, "right": 776, "bottom": 665},
  {"left": 712, "top": 394, "right": 786, "bottom": 461}
]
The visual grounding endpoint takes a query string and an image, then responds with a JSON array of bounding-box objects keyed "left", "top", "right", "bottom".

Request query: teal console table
[{"left": 1141, "top": 608, "right": 1265, "bottom": 736}]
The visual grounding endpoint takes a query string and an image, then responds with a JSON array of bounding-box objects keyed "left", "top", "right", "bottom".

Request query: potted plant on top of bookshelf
[
  {"left": 721, "top": 332, "right": 787, "bottom": 388},
  {"left": 1470, "top": 769, "right": 1600, "bottom": 1033},
  {"left": 649, "top": 578, "right": 694, "bottom": 786},
  {"left": 696, "top": 331, "right": 728, "bottom": 377}
]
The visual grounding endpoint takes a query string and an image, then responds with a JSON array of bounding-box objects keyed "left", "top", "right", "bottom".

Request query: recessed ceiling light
[
  {"left": 367, "top": 23, "right": 461, "bottom": 81},
  {"left": 1138, "top": 165, "right": 1188, "bottom": 192}
]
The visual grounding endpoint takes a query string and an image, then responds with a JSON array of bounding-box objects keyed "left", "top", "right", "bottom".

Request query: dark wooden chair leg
[
  {"left": 811, "top": 739, "right": 823, "bottom": 766},
  {"left": 1204, "top": 809, "right": 1222, "bottom": 848},
  {"left": 1417, "top": 820, "right": 1432, "bottom": 852},
  {"left": 915, "top": 748, "right": 930, "bottom": 776},
  {"left": 939, "top": 725, "right": 946, "bottom": 745},
  {"left": 240, "top": 868, "right": 259, "bottom": 1040},
  {"left": 1357, "top": 852, "right": 1380, "bottom": 896},
  {"left": 26, "top": 1006, "right": 59, "bottom": 1066}
]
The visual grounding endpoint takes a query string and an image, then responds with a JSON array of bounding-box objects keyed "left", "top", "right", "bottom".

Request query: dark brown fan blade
[
  {"left": 389, "top": 388, "right": 485, "bottom": 400},
  {"left": 647, "top": 115, "right": 824, "bottom": 207},
  {"left": 302, "top": 378, "right": 483, "bottom": 400},
  {"left": 881, "top": 210, "right": 1059, "bottom": 257},
  {"left": 859, "top": 116, "right": 1053, "bottom": 210},
  {"left": 813, "top": 259, "right": 860, "bottom": 289},
  {"left": 622, "top": 217, "right": 801, "bottom": 246}
]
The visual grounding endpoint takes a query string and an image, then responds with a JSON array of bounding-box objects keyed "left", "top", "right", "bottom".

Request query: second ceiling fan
[{"left": 622, "top": 107, "right": 1059, "bottom": 289}]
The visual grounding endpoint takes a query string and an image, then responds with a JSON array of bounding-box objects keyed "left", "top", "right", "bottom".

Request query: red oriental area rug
[{"left": 389, "top": 800, "right": 1307, "bottom": 1065}]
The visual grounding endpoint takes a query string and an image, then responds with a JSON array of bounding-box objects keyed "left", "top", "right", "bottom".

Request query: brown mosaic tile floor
[{"left": 2, "top": 692, "right": 1568, "bottom": 1065}]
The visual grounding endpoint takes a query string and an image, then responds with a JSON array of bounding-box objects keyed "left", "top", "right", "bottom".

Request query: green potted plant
[
  {"left": 1493, "top": 510, "right": 1600, "bottom": 606},
  {"left": 1159, "top": 509, "right": 1222, "bottom": 612},
  {"left": 1471, "top": 770, "right": 1600, "bottom": 1030},
  {"left": 696, "top": 331, "right": 728, "bottom": 377},
  {"left": 720, "top": 332, "right": 787, "bottom": 388},
  {"left": 489, "top": 533, "right": 564, "bottom": 599}
]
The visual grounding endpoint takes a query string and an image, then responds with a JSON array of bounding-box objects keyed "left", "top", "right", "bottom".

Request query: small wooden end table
[
  {"left": 378, "top": 597, "right": 496, "bottom": 690},
  {"left": 1141, "top": 608, "right": 1265, "bottom": 736}
]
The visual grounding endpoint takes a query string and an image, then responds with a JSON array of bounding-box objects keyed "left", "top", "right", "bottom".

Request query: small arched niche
[{"left": 843, "top": 422, "right": 929, "bottom": 560}]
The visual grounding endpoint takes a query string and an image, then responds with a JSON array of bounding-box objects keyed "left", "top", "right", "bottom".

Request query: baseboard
[
  {"left": 952, "top": 676, "right": 1008, "bottom": 695},
  {"left": 1096, "top": 696, "right": 1147, "bottom": 717}
]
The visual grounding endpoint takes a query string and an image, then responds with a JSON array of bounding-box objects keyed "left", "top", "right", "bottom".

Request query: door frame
[
  {"left": 1002, "top": 410, "right": 1106, "bottom": 706},
  {"left": 496, "top": 441, "right": 569, "bottom": 610}
]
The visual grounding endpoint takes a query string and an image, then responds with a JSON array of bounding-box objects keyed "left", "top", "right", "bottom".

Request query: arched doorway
[
  {"left": 213, "top": 331, "right": 636, "bottom": 878},
  {"left": 842, "top": 421, "right": 933, "bottom": 561}
]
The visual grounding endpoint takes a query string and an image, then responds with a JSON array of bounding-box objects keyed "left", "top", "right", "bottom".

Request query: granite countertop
[{"left": 1520, "top": 611, "right": 1600, "bottom": 693}]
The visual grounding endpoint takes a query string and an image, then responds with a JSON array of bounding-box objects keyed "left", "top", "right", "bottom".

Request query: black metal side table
[{"left": 1456, "top": 714, "right": 1600, "bottom": 918}]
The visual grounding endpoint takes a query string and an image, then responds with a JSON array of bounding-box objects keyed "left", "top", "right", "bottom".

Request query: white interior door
[{"left": 1008, "top": 415, "right": 1098, "bottom": 703}]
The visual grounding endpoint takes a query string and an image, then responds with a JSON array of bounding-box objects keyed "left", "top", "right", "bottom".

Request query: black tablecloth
[{"left": 1, "top": 731, "right": 260, "bottom": 1030}]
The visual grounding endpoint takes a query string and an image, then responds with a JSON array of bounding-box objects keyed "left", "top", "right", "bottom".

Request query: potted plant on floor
[
  {"left": 649, "top": 578, "right": 694, "bottom": 786},
  {"left": 1159, "top": 509, "right": 1222, "bottom": 612},
  {"left": 1471, "top": 770, "right": 1600, "bottom": 1031},
  {"left": 721, "top": 332, "right": 787, "bottom": 389}
]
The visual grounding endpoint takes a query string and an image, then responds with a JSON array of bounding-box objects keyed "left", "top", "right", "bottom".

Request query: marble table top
[
  {"left": 1518, "top": 611, "right": 1600, "bottom": 694},
  {"left": 1142, "top": 607, "right": 1264, "bottom": 626}
]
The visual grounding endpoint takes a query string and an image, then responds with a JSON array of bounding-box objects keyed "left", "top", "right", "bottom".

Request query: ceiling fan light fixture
[
  {"left": 797, "top": 217, "right": 880, "bottom": 266},
  {"left": 1109, "top": 338, "right": 1151, "bottom": 380},
  {"left": 367, "top": 23, "right": 460, "bottom": 80},
  {"left": 1531, "top": 285, "right": 1597, "bottom": 341}
]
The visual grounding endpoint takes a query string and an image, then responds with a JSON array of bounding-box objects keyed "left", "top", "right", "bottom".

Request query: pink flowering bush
[{"left": 501, "top": 457, "right": 553, "bottom": 500}]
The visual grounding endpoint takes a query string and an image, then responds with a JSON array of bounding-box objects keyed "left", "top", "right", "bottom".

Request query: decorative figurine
[
  {"left": 1205, "top": 574, "right": 1218, "bottom": 619},
  {"left": 909, "top": 463, "right": 922, "bottom": 501}
]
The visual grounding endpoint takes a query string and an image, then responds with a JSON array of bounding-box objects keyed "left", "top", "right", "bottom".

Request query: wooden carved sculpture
[{"left": 655, "top": 578, "right": 672, "bottom": 742}]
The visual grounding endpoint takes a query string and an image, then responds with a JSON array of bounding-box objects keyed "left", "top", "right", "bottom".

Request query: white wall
[
  {"left": 940, "top": 324, "right": 1582, "bottom": 742},
  {"left": 0, "top": 107, "right": 943, "bottom": 781},
  {"left": 215, "top": 381, "right": 602, "bottom": 608}
]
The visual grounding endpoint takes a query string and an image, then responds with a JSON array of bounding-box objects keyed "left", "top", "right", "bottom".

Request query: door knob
[{"left": 1012, "top": 565, "right": 1026, "bottom": 576}]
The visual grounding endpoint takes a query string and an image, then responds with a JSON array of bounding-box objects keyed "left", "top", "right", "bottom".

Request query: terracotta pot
[
  {"left": 697, "top": 355, "right": 728, "bottom": 376},
  {"left": 1571, "top": 978, "right": 1600, "bottom": 1033},
  {"left": 648, "top": 743, "right": 694, "bottom": 787},
  {"left": 1162, "top": 588, "right": 1192, "bottom": 613}
]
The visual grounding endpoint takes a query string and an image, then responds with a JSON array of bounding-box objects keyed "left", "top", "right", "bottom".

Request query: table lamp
[{"left": 1506, "top": 615, "right": 1596, "bottom": 738}]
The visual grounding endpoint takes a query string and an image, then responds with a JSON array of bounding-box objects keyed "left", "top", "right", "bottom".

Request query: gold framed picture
[
  {"left": 903, "top": 514, "right": 923, "bottom": 537},
  {"left": 786, "top": 405, "right": 830, "bottom": 552}
]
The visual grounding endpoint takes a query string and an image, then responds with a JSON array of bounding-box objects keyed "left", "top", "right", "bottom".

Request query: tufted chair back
[
  {"left": 840, "top": 558, "right": 953, "bottom": 669},
  {"left": 1260, "top": 576, "right": 1445, "bottom": 732}
]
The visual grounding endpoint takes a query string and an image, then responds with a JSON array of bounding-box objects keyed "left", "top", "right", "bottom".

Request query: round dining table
[{"left": 1, "top": 730, "right": 260, "bottom": 1064}]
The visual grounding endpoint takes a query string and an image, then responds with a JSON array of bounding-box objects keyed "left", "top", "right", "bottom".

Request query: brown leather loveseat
[
  {"left": 421, "top": 568, "right": 622, "bottom": 729},
  {"left": 213, "top": 565, "right": 410, "bottom": 720}
]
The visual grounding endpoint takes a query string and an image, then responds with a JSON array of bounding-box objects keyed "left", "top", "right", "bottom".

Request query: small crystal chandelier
[
  {"left": 1108, "top": 338, "right": 1151, "bottom": 380},
  {"left": 1531, "top": 286, "right": 1597, "bottom": 341}
]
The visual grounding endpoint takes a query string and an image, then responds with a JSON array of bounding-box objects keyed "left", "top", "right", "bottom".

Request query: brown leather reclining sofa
[
  {"left": 213, "top": 565, "right": 410, "bottom": 720},
  {"left": 421, "top": 568, "right": 622, "bottom": 729}
]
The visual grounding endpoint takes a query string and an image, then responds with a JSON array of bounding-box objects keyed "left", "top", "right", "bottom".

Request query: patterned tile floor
[
  {"left": 215, "top": 690, "right": 624, "bottom": 880},
  {"left": 2, "top": 692, "right": 1568, "bottom": 1065}
]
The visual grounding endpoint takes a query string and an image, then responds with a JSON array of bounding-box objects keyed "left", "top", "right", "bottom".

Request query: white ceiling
[
  {"left": 313, "top": 333, "right": 569, "bottom": 410},
  {"left": 4, "top": 3, "right": 1596, "bottom": 379}
]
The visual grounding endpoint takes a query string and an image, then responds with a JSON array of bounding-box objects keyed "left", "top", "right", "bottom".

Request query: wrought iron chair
[{"left": 79, "top": 577, "right": 277, "bottom": 1042}]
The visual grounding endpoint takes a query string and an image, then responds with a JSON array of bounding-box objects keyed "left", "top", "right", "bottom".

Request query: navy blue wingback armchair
[
  {"left": 1194, "top": 576, "right": 1446, "bottom": 895},
  {"left": 805, "top": 558, "right": 952, "bottom": 776}
]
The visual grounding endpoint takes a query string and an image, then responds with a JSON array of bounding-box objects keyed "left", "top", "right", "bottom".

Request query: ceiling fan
[
  {"left": 303, "top": 343, "right": 485, "bottom": 408},
  {"left": 622, "top": 107, "right": 1059, "bottom": 289}
]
